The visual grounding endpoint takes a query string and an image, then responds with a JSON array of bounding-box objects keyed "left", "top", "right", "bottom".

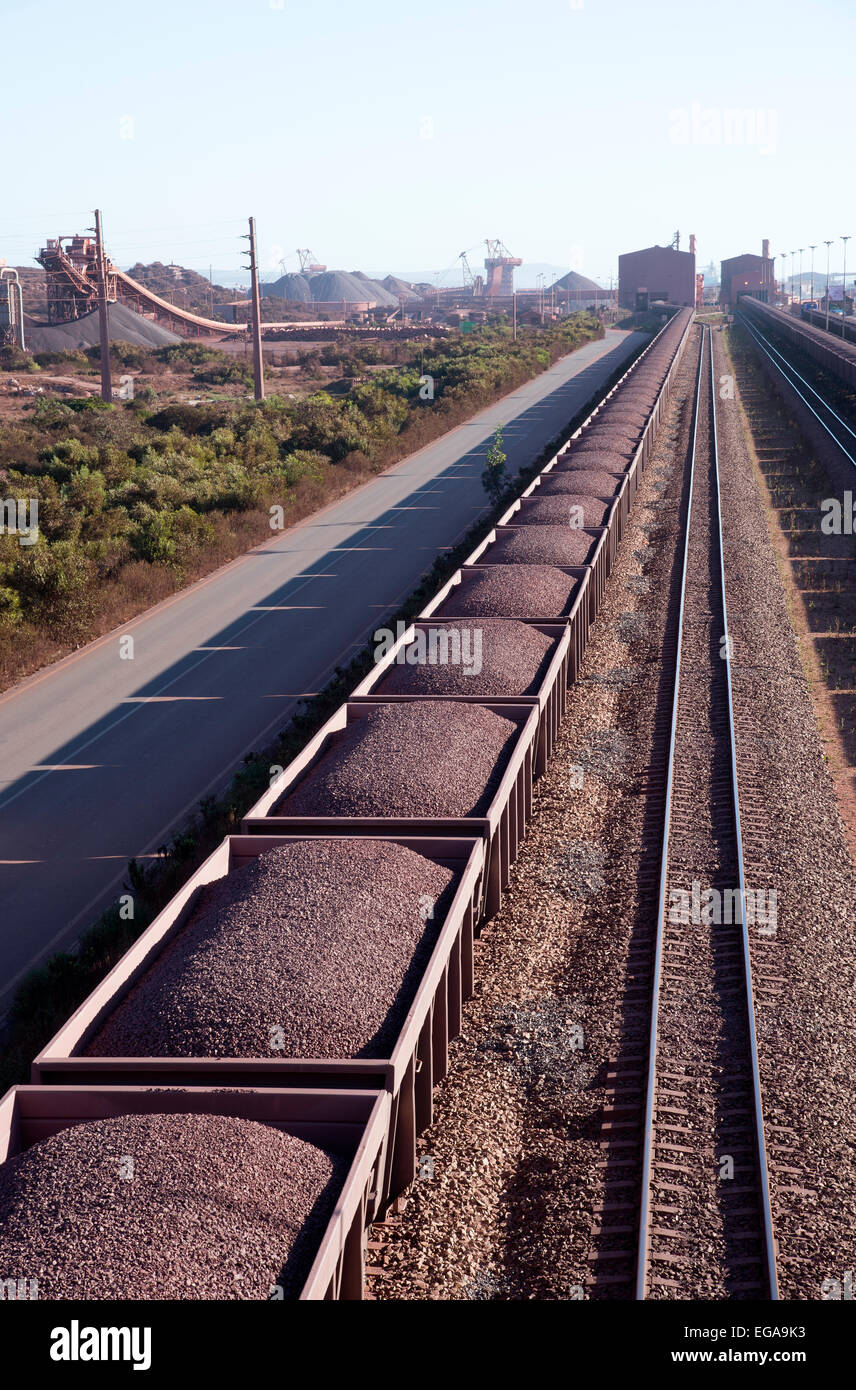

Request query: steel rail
[
  {"left": 739, "top": 314, "right": 856, "bottom": 468},
  {"left": 635, "top": 325, "right": 779, "bottom": 1300},
  {"left": 709, "top": 330, "right": 779, "bottom": 1300},
  {"left": 634, "top": 329, "right": 706, "bottom": 1300}
]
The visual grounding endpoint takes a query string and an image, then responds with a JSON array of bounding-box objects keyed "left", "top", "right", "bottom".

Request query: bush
[
  {"left": 147, "top": 402, "right": 235, "bottom": 435},
  {"left": 0, "top": 347, "right": 39, "bottom": 372},
  {"left": 67, "top": 397, "right": 114, "bottom": 414},
  {"left": 156, "top": 342, "right": 221, "bottom": 368},
  {"left": 29, "top": 397, "right": 74, "bottom": 427},
  {"left": 192, "top": 359, "right": 253, "bottom": 387},
  {"left": 130, "top": 506, "right": 215, "bottom": 567},
  {"left": 33, "top": 349, "right": 90, "bottom": 370},
  {"left": 10, "top": 539, "right": 95, "bottom": 639},
  {"left": 279, "top": 449, "right": 328, "bottom": 487}
]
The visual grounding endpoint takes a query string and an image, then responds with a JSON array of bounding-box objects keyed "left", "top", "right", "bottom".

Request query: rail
[
  {"left": 738, "top": 310, "right": 856, "bottom": 469},
  {"left": 635, "top": 325, "right": 779, "bottom": 1300}
]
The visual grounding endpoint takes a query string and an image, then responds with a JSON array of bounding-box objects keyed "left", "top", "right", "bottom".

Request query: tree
[{"left": 482, "top": 424, "right": 507, "bottom": 506}]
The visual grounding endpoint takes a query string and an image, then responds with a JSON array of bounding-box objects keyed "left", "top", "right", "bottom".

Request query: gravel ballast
[
  {"left": 276, "top": 701, "right": 519, "bottom": 818},
  {"left": 0, "top": 1112, "right": 342, "bottom": 1299},
  {"left": 434, "top": 565, "right": 581, "bottom": 619},
  {"left": 375, "top": 619, "right": 554, "bottom": 697},
  {"left": 87, "top": 839, "right": 454, "bottom": 1059},
  {"left": 486, "top": 526, "right": 597, "bottom": 567}
]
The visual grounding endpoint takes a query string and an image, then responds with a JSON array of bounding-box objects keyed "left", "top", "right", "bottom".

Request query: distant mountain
[{"left": 124, "top": 262, "right": 232, "bottom": 315}]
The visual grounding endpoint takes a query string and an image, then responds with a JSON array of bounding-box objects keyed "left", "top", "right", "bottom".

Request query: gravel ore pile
[
  {"left": 487, "top": 526, "right": 597, "bottom": 567},
  {"left": 555, "top": 452, "right": 628, "bottom": 476},
  {"left": 88, "top": 840, "right": 454, "bottom": 1059},
  {"left": 24, "top": 302, "right": 181, "bottom": 352},
  {"left": 581, "top": 425, "right": 640, "bottom": 449},
  {"left": 376, "top": 619, "right": 553, "bottom": 697},
  {"left": 570, "top": 436, "right": 636, "bottom": 458},
  {"left": 519, "top": 496, "right": 611, "bottom": 526},
  {"left": 539, "top": 470, "right": 622, "bottom": 496},
  {"left": 0, "top": 1112, "right": 343, "bottom": 1300},
  {"left": 598, "top": 408, "right": 649, "bottom": 426},
  {"left": 277, "top": 701, "right": 518, "bottom": 819},
  {"left": 434, "top": 565, "right": 580, "bottom": 619}
]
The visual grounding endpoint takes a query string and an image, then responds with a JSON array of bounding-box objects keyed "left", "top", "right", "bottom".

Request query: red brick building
[
  {"left": 618, "top": 243, "right": 696, "bottom": 310},
  {"left": 720, "top": 243, "right": 776, "bottom": 308}
]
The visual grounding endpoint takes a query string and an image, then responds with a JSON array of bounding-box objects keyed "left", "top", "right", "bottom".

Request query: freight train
[{"left": 0, "top": 307, "right": 695, "bottom": 1301}]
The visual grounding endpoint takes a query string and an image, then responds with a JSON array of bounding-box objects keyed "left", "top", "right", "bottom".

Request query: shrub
[
  {"left": 33, "top": 349, "right": 90, "bottom": 370},
  {"left": 191, "top": 359, "right": 253, "bottom": 387},
  {"left": 67, "top": 398, "right": 114, "bottom": 414},
  {"left": 10, "top": 539, "right": 95, "bottom": 639},
  {"left": 130, "top": 505, "right": 215, "bottom": 567}
]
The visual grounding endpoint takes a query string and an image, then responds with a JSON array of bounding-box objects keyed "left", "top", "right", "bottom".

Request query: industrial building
[
  {"left": 719, "top": 241, "right": 776, "bottom": 308},
  {"left": 618, "top": 236, "right": 696, "bottom": 310}
]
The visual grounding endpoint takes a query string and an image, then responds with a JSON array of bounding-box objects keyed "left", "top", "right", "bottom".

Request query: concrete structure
[
  {"left": 484, "top": 239, "right": 522, "bottom": 297},
  {"left": 720, "top": 241, "right": 776, "bottom": 308},
  {"left": 618, "top": 242, "right": 696, "bottom": 309}
]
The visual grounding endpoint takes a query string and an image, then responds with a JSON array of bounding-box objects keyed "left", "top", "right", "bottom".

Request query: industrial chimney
[
  {"left": 762, "top": 239, "right": 770, "bottom": 260},
  {"left": 689, "top": 234, "right": 697, "bottom": 257}
]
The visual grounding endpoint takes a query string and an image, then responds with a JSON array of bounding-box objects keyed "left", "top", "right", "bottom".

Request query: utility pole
[
  {"left": 841, "top": 236, "right": 850, "bottom": 337},
  {"left": 244, "top": 216, "right": 265, "bottom": 402},
  {"left": 809, "top": 245, "right": 817, "bottom": 305},
  {"left": 824, "top": 240, "right": 833, "bottom": 332},
  {"left": 94, "top": 209, "right": 112, "bottom": 404},
  {"left": 512, "top": 290, "right": 517, "bottom": 341}
]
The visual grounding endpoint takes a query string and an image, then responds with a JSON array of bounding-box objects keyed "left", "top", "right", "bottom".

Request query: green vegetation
[
  {"left": 0, "top": 314, "right": 603, "bottom": 684},
  {"left": 482, "top": 425, "right": 507, "bottom": 505}
]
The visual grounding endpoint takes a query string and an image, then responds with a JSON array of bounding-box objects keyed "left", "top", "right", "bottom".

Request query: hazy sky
[{"left": 2, "top": 0, "right": 853, "bottom": 286}]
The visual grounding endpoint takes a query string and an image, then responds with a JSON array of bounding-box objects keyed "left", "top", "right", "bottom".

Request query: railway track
[
  {"left": 590, "top": 325, "right": 779, "bottom": 1300},
  {"left": 739, "top": 312, "right": 856, "bottom": 467}
]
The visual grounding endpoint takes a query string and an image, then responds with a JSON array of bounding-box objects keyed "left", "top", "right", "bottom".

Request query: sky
[{"left": 2, "top": 0, "right": 854, "bottom": 287}]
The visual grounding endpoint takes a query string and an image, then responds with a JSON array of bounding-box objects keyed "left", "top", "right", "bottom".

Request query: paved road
[{"left": 0, "top": 328, "right": 645, "bottom": 1007}]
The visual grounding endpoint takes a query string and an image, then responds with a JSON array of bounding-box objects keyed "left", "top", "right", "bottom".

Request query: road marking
[
  {"left": 31, "top": 764, "right": 102, "bottom": 771},
  {"left": 120, "top": 696, "right": 223, "bottom": 703}
]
